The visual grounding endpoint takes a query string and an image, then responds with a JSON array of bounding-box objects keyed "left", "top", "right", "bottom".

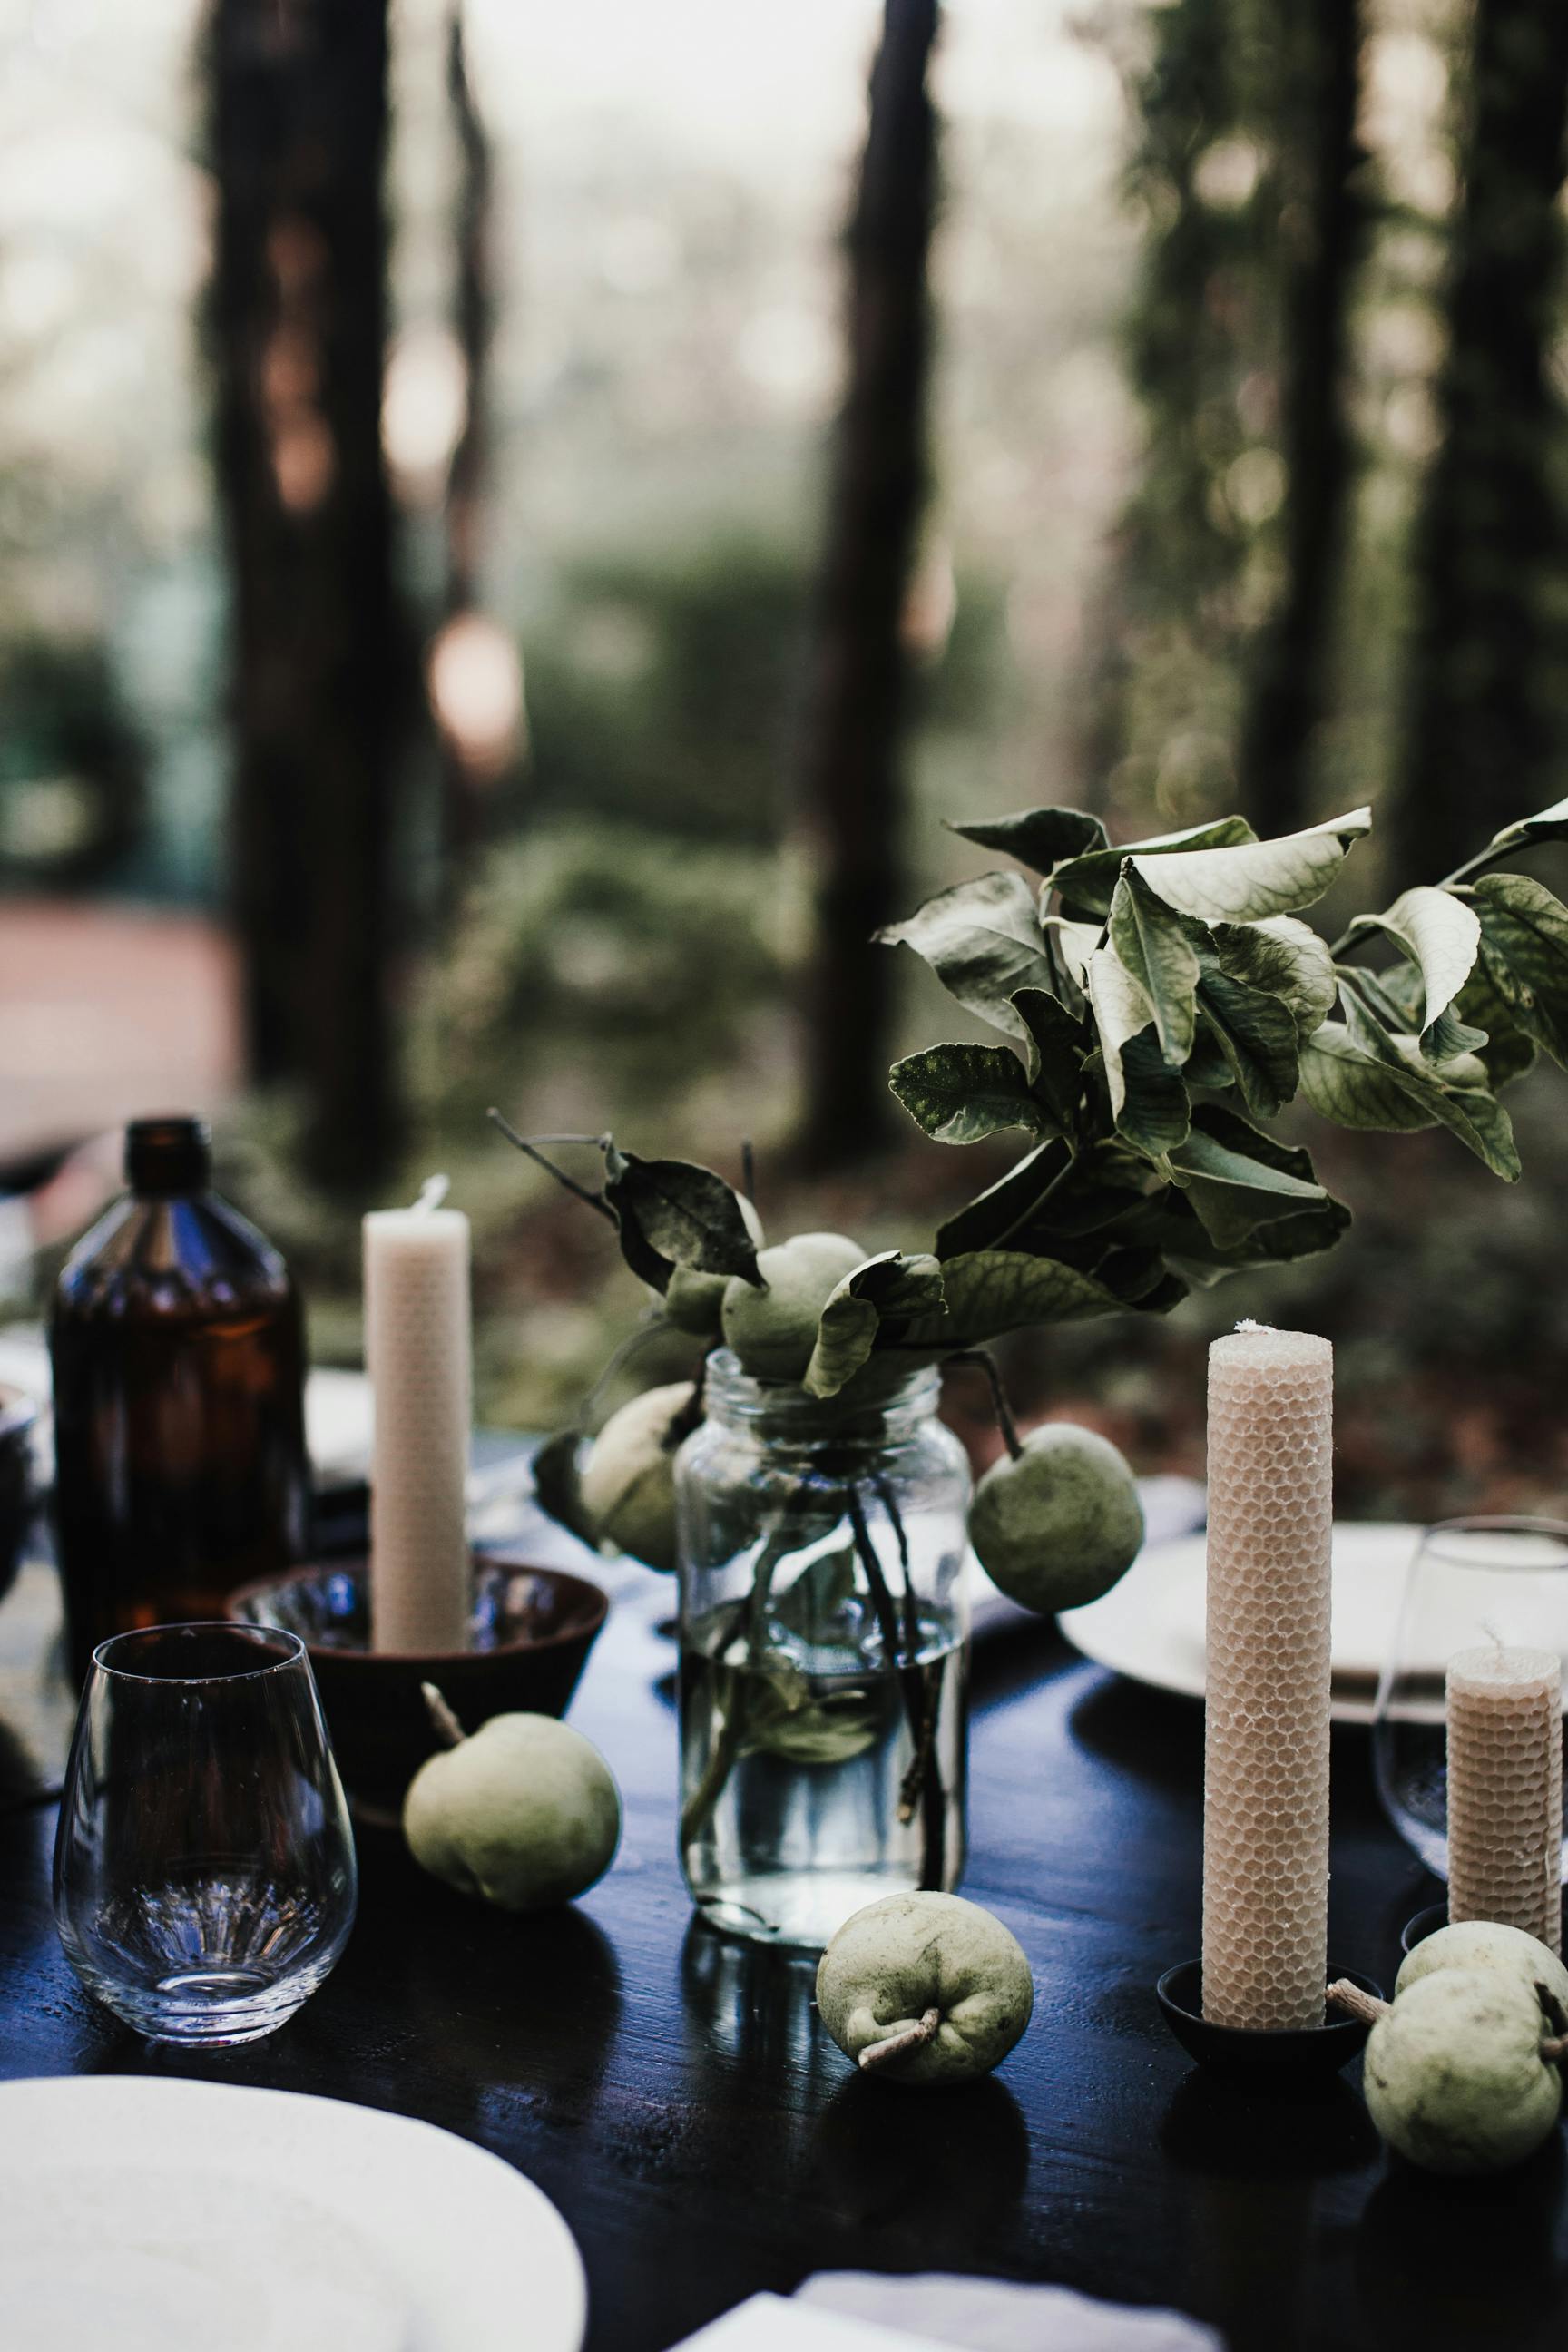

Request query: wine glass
[
  {"left": 1373, "top": 1517, "right": 1568, "bottom": 1880},
  {"left": 54, "top": 1622, "right": 357, "bottom": 2044}
]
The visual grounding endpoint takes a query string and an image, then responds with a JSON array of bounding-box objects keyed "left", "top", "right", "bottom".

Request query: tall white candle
[
  {"left": 1202, "top": 1323, "right": 1334, "bottom": 2029},
  {"left": 1446, "top": 1644, "right": 1563, "bottom": 1953},
  {"left": 365, "top": 1179, "right": 472, "bottom": 1654}
]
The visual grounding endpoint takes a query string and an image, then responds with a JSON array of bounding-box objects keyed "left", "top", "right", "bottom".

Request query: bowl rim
[{"left": 225, "top": 1550, "right": 611, "bottom": 1665}]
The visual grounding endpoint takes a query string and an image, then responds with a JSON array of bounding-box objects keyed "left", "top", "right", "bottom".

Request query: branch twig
[{"left": 488, "top": 1108, "right": 616, "bottom": 1221}]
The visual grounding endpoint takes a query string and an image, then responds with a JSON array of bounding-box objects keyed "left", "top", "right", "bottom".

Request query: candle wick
[
  {"left": 1233, "top": 1318, "right": 1275, "bottom": 1336},
  {"left": 410, "top": 1174, "right": 451, "bottom": 1215}
]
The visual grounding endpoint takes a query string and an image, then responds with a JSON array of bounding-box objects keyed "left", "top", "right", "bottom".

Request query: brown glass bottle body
[{"left": 52, "top": 1136, "right": 308, "bottom": 1683}]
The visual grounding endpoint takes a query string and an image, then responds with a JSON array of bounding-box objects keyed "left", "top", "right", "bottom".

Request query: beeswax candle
[
  {"left": 1202, "top": 1324, "right": 1334, "bottom": 2029},
  {"left": 365, "top": 1179, "right": 472, "bottom": 1653},
  {"left": 1446, "top": 1644, "right": 1563, "bottom": 1954}
]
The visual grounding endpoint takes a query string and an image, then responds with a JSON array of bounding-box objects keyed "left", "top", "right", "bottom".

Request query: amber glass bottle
[{"left": 52, "top": 1117, "right": 309, "bottom": 1683}]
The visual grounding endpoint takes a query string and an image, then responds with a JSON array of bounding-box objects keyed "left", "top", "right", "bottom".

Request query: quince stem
[{"left": 859, "top": 2006, "right": 942, "bottom": 2073}]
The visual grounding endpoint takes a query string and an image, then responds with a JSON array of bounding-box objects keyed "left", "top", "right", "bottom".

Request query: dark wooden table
[{"left": 2, "top": 1554, "right": 1562, "bottom": 2352}]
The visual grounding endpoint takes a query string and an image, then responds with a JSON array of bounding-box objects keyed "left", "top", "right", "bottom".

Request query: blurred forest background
[{"left": 4, "top": 0, "right": 1568, "bottom": 1514}]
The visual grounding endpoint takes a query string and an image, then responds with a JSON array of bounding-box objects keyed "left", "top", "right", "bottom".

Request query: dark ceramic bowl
[
  {"left": 0, "top": 1384, "right": 37, "bottom": 1608},
  {"left": 1156, "top": 1959, "right": 1385, "bottom": 2079},
  {"left": 228, "top": 1551, "right": 609, "bottom": 1826}
]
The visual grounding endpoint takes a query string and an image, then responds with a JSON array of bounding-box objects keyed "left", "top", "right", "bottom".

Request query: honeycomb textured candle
[
  {"left": 365, "top": 1205, "right": 472, "bottom": 1654},
  {"left": 1202, "top": 1327, "right": 1333, "bottom": 2030},
  {"left": 1446, "top": 1645, "right": 1563, "bottom": 1954}
]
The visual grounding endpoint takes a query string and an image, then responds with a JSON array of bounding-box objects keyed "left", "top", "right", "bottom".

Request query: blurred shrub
[
  {"left": 522, "top": 538, "right": 808, "bottom": 848},
  {"left": 0, "top": 637, "right": 146, "bottom": 888},
  {"left": 414, "top": 816, "right": 790, "bottom": 1125}
]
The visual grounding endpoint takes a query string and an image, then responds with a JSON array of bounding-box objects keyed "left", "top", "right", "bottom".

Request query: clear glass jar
[{"left": 675, "top": 1351, "right": 971, "bottom": 1948}]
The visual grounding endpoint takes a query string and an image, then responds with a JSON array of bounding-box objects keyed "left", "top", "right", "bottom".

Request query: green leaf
[
  {"left": 1086, "top": 949, "right": 1190, "bottom": 1157},
  {"left": 887, "top": 1043, "right": 1049, "bottom": 1146},
  {"left": 1208, "top": 915, "right": 1338, "bottom": 1040},
  {"left": 1467, "top": 872, "right": 1568, "bottom": 1068},
  {"left": 1300, "top": 985, "right": 1523, "bottom": 1179},
  {"left": 804, "top": 1251, "right": 946, "bottom": 1399},
  {"left": 877, "top": 870, "right": 1054, "bottom": 1044},
  {"left": 1476, "top": 797, "right": 1568, "bottom": 859},
  {"left": 1107, "top": 867, "right": 1200, "bottom": 1063},
  {"left": 884, "top": 1249, "right": 1143, "bottom": 1350},
  {"left": 934, "top": 1139, "right": 1071, "bottom": 1259},
  {"left": 1344, "top": 886, "right": 1482, "bottom": 1060},
  {"left": 1130, "top": 807, "right": 1371, "bottom": 923},
  {"left": 1167, "top": 1108, "right": 1330, "bottom": 1246},
  {"left": 1044, "top": 815, "right": 1258, "bottom": 919},
  {"left": 1008, "top": 987, "right": 1087, "bottom": 1127},
  {"left": 602, "top": 1147, "right": 762, "bottom": 1292},
  {"left": 1193, "top": 965, "right": 1301, "bottom": 1117},
  {"left": 1151, "top": 1181, "right": 1350, "bottom": 1287},
  {"left": 1454, "top": 957, "right": 1539, "bottom": 1088},
  {"left": 946, "top": 806, "right": 1107, "bottom": 874},
  {"left": 1298, "top": 1022, "right": 1437, "bottom": 1133}
]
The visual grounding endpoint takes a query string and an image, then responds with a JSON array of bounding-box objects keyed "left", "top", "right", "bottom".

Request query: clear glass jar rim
[
  {"left": 91, "top": 1622, "right": 308, "bottom": 1685},
  {"left": 700, "top": 1347, "right": 941, "bottom": 1426},
  {"left": 1419, "top": 1514, "right": 1568, "bottom": 1571}
]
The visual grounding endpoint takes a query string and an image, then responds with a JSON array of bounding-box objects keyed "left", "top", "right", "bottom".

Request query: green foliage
[
  {"left": 862, "top": 793, "right": 1568, "bottom": 1354},
  {"left": 503, "top": 798, "right": 1568, "bottom": 1395}
]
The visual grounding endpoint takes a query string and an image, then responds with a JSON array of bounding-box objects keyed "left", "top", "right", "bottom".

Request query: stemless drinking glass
[
  {"left": 54, "top": 1622, "right": 358, "bottom": 2044},
  {"left": 1373, "top": 1517, "right": 1568, "bottom": 1879}
]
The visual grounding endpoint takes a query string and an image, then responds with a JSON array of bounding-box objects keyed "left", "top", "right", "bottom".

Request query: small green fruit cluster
[
  {"left": 1359, "top": 1922, "right": 1568, "bottom": 2175},
  {"left": 816, "top": 1890, "right": 1034, "bottom": 2087}
]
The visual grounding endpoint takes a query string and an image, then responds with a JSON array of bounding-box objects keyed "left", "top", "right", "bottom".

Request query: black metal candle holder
[{"left": 1156, "top": 1959, "right": 1385, "bottom": 2080}]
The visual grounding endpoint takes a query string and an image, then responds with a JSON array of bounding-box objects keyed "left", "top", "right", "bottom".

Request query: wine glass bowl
[
  {"left": 54, "top": 1622, "right": 358, "bottom": 2045},
  {"left": 1372, "top": 1517, "right": 1568, "bottom": 1881}
]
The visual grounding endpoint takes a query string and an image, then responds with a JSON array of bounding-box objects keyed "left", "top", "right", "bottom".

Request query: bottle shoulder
[{"left": 54, "top": 1189, "right": 296, "bottom": 1320}]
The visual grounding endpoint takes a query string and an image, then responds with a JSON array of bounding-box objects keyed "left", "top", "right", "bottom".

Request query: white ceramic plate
[
  {"left": 1059, "top": 1521, "right": 1423, "bottom": 1723},
  {"left": 0, "top": 2076, "right": 586, "bottom": 2352}
]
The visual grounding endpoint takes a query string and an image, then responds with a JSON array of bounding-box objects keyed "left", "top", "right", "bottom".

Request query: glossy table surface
[{"left": 1, "top": 1543, "right": 1560, "bottom": 2352}]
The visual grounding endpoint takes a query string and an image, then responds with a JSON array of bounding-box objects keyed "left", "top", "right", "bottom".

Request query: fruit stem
[
  {"left": 946, "top": 1348, "right": 1024, "bottom": 1460},
  {"left": 858, "top": 2005, "right": 943, "bottom": 2073},
  {"left": 1541, "top": 2033, "right": 1568, "bottom": 2064},
  {"left": 488, "top": 1109, "right": 617, "bottom": 1222},
  {"left": 422, "top": 1681, "right": 469, "bottom": 1749},
  {"left": 740, "top": 1137, "right": 756, "bottom": 1209},
  {"left": 1326, "top": 1979, "right": 1390, "bottom": 2027}
]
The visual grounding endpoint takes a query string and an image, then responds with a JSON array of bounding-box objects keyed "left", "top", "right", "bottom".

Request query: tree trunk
[
  {"left": 210, "top": 0, "right": 406, "bottom": 1192},
  {"left": 1238, "top": 0, "right": 1366, "bottom": 838},
  {"left": 439, "top": 1, "right": 496, "bottom": 888},
  {"left": 1086, "top": 0, "right": 1254, "bottom": 819},
  {"left": 796, "top": 0, "right": 938, "bottom": 1171},
  {"left": 1394, "top": 0, "right": 1568, "bottom": 887}
]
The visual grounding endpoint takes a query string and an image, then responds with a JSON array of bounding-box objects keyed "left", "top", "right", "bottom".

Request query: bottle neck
[
  {"left": 124, "top": 1116, "right": 211, "bottom": 1197},
  {"left": 701, "top": 1348, "right": 941, "bottom": 1453}
]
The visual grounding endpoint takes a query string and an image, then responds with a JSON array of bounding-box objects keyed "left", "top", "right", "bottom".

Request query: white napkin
[
  {"left": 669, "top": 2279, "right": 1223, "bottom": 2352},
  {"left": 799, "top": 2273, "right": 1224, "bottom": 2351}
]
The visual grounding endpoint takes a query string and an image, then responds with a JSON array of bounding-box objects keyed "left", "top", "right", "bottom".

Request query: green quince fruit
[
  {"left": 580, "top": 1380, "right": 693, "bottom": 1571},
  {"left": 1396, "top": 1921, "right": 1568, "bottom": 2026},
  {"left": 968, "top": 1423, "right": 1142, "bottom": 1615},
  {"left": 403, "top": 1710, "right": 622, "bottom": 1912},
  {"left": 816, "top": 1890, "right": 1034, "bottom": 2086},
  {"left": 1363, "top": 1966, "right": 1563, "bottom": 2175},
  {"left": 720, "top": 1232, "right": 867, "bottom": 1383}
]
